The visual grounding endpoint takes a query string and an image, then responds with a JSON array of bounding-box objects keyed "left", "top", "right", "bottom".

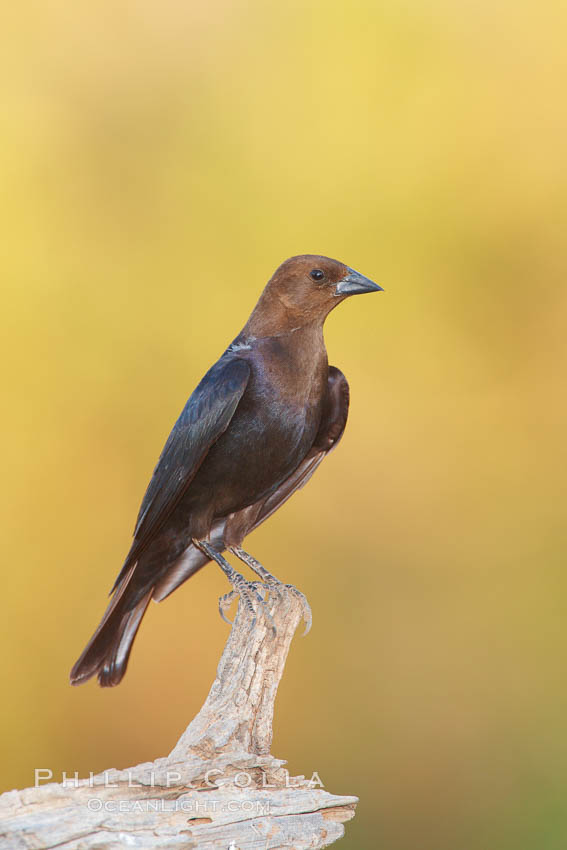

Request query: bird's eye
[{"left": 310, "top": 269, "right": 325, "bottom": 281}]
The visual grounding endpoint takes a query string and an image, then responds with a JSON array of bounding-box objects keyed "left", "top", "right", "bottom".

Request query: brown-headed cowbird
[{"left": 70, "top": 255, "right": 382, "bottom": 686}]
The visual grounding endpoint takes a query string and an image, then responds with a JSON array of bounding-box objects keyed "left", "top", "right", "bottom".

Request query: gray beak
[{"left": 335, "top": 268, "right": 383, "bottom": 296}]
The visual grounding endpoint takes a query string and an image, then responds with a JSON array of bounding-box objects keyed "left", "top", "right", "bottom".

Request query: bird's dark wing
[
  {"left": 151, "top": 366, "right": 349, "bottom": 603},
  {"left": 115, "top": 356, "right": 250, "bottom": 586},
  {"left": 249, "top": 365, "right": 349, "bottom": 530}
]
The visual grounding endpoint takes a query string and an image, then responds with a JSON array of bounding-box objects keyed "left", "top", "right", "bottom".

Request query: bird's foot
[
  {"left": 253, "top": 574, "right": 312, "bottom": 636},
  {"left": 192, "top": 539, "right": 276, "bottom": 634},
  {"left": 218, "top": 580, "right": 276, "bottom": 635},
  {"left": 229, "top": 546, "right": 312, "bottom": 635}
]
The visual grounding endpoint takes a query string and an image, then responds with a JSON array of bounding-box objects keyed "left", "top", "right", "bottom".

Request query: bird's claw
[
  {"left": 218, "top": 590, "right": 238, "bottom": 625},
  {"left": 284, "top": 584, "right": 313, "bottom": 635}
]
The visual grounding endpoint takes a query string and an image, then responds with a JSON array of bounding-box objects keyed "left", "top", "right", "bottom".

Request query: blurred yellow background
[{"left": 1, "top": 1, "right": 566, "bottom": 847}]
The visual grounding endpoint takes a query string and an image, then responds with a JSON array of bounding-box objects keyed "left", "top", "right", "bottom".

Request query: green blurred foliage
[{"left": 1, "top": 1, "right": 566, "bottom": 847}]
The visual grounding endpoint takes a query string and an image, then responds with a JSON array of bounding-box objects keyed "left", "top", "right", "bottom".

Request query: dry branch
[{"left": 0, "top": 591, "right": 357, "bottom": 849}]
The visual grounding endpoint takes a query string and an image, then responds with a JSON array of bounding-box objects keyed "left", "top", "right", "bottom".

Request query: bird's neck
[{"left": 243, "top": 288, "right": 325, "bottom": 339}]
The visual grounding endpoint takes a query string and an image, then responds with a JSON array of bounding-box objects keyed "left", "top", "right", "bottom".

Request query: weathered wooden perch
[{"left": 0, "top": 592, "right": 357, "bottom": 849}]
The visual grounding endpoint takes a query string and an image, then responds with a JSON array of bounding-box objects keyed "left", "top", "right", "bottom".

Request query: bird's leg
[
  {"left": 228, "top": 546, "right": 312, "bottom": 635},
  {"left": 193, "top": 539, "right": 275, "bottom": 633}
]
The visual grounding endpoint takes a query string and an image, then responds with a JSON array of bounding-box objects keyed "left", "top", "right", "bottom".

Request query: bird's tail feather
[{"left": 70, "top": 565, "right": 153, "bottom": 687}]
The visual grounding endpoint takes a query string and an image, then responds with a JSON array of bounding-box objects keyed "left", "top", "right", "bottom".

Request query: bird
[{"left": 70, "top": 255, "right": 382, "bottom": 686}]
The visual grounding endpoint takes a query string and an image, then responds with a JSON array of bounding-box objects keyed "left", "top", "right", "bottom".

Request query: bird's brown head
[{"left": 245, "top": 254, "right": 382, "bottom": 337}]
